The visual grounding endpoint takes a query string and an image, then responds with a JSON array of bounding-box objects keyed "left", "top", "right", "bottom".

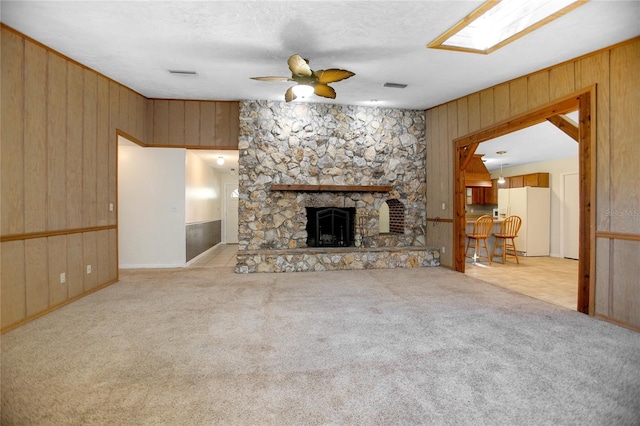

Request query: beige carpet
[{"left": 2, "top": 265, "right": 639, "bottom": 425}]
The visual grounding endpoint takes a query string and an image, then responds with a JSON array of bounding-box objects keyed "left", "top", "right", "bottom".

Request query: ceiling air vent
[
  {"left": 383, "top": 82, "right": 407, "bottom": 89},
  {"left": 168, "top": 70, "right": 197, "bottom": 75}
]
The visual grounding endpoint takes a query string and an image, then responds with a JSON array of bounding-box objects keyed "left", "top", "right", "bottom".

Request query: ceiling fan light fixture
[
  {"left": 292, "top": 84, "right": 314, "bottom": 99},
  {"left": 252, "top": 54, "right": 354, "bottom": 102}
]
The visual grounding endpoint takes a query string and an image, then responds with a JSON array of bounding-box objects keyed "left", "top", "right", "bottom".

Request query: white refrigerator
[{"left": 497, "top": 187, "right": 550, "bottom": 256}]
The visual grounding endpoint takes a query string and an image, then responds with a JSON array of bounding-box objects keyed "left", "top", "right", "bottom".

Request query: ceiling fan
[{"left": 251, "top": 54, "right": 355, "bottom": 102}]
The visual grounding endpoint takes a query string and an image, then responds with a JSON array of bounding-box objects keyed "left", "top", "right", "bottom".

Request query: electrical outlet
[
  {"left": 441, "top": 246, "right": 445, "bottom": 254},
  {"left": 86, "top": 265, "right": 92, "bottom": 274},
  {"left": 60, "top": 272, "right": 66, "bottom": 284}
]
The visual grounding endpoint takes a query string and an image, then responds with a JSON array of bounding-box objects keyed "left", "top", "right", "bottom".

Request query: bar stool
[
  {"left": 492, "top": 215, "right": 522, "bottom": 264},
  {"left": 465, "top": 215, "right": 494, "bottom": 264}
]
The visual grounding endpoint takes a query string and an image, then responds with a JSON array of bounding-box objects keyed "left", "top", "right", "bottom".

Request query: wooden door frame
[{"left": 453, "top": 87, "right": 595, "bottom": 314}]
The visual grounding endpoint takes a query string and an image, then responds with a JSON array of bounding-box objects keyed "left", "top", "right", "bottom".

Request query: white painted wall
[
  {"left": 118, "top": 137, "right": 186, "bottom": 268},
  {"left": 219, "top": 172, "right": 240, "bottom": 243},
  {"left": 491, "top": 156, "right": 578, "bottom": 258},
  {"left": 185, "top": 150, "right": 221, "bottom": 224}
]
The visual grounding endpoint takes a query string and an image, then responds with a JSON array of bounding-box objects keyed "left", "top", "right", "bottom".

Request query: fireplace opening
[{"left": 306, "top": 207, "right": 356, "bottom": 247}]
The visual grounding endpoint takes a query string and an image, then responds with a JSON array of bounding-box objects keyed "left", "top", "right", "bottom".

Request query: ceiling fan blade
[
  {"left": 285, "top": 86, "right": 297, "bottom": 102},
  {"left": 250, "top": 76, "right": 291, "bottom": 81},
  {"left": 315, "top": 69, "right": 355, "bottom": 84},
  {"left": 288, "top": 54, "right": 312, "bottom": 77},
  {"left": 314, "top": 83, "right": 336, "bottom": 99}
]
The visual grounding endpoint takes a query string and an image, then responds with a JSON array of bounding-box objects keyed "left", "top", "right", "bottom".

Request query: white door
[
  {"left": 563, "top": 173, "right": 579, "bottom": 259},
  {"left": 224, "top": 183, "right": 239, "bottom": 244}
]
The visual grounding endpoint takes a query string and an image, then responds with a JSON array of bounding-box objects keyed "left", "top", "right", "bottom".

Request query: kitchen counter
[{"left": 466, "top": 216, "right": 504, "bottom": 224}]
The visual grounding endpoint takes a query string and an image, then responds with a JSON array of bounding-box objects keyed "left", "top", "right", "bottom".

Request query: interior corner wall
[{"left": 118, "top": 139, "right": 186, "bottom": 267}]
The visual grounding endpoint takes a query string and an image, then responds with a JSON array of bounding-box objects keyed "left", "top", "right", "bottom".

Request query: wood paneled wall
[
  {"left": 0, "top": 26, "right": 240, "bottom": 332},
  {"left": 0, "top": 27, "right": 143, "bottom": 330},
  {"left": 145, "top": 99, "right": 239, "bottom": 148},
  {"left": 426, "top": 37, "right": 640, "bottom": 329}
]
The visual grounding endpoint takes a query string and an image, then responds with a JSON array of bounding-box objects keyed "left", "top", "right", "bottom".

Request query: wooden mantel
[{"left": 270, "top": 184, "right": 393, "bottom": 192}]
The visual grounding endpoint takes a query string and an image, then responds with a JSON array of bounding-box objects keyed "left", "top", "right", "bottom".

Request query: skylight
[{"left": 428, "top": 0, "right": 588, "bottom": 54}]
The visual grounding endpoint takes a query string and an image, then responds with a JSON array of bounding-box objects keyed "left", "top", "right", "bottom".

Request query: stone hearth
[
  {"left": 236, "top": 246, "right": 440, "bottom": 274},
  {"left": 236, "top": 100, "right": 439, "bottom": 273}
]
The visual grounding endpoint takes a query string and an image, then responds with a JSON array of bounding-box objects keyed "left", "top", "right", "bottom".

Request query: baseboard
[
  {"left": 594, "top": 314, "right": 640, "bottom": 332},
  {"left": 550, "top": 252, "right": 561, "bottom": 258},
  {"left": 1, "top": 278, "right": 119, "bottom": 334},
  {"left": 119, "top": 242, "right": 223, "bottom": 269}
]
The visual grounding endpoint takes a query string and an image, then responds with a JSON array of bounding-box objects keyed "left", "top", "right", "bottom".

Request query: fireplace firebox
[{"left": 306, "top": 207, "right": 356, "bottom": 247}]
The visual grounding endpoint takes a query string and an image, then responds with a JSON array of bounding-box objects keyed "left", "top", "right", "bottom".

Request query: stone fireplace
[{"left": 235, "top": 100, "right": 439, "bottom": 273}]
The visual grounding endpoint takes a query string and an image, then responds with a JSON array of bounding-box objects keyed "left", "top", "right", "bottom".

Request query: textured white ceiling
[
  {"left": 1, "top": 1, "right": 638, "bottom": 169},
  {"left": 2, "top": 1, "right": 638, "bottom": 110},
  {"left": 476, "top": 111, "right": 579, "bottom": 171}
]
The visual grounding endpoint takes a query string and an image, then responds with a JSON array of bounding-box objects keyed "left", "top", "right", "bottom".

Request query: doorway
[
  {"left": 224, "top": 183, "right": 239, "bottom": 244},
  {"left": 464, "top": 112, "right": 579, "bottom": 310},
  {"left": 454, "top": 89, "right": 593, "bottom": 314}
]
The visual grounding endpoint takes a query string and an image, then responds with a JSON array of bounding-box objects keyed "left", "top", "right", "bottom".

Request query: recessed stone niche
[{"left": 236, "top": 100, "right": 439, "bottom": 273}]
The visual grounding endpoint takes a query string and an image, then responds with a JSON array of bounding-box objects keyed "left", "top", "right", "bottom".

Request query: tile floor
[
  {"left": 189, "top": 244, "right": 578, "bottom": 311},
  {"left": 464, "top": 256, "right": 579, "bottom": 311},
  {"left": 188, "top": 244, "right": 238, "bottom": 269}
]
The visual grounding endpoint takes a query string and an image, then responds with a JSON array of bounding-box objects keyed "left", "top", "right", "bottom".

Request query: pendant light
[{"left": 497, "top": 151, "right": 506, "bottom": 184}]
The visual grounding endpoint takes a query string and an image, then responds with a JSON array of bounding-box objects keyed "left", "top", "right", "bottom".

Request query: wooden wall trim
[
  {"left": 116, "top": 129, "right": 146, "bottom": 147},
  {"left": 147, "top": 98, "right": 240, "bottom": 104},
  {"left": 546, "top": 114, "right": 579, "bottom": 142},
  {"left": 117, "top": 128, "right": 238, "bottom": 151},
  {"left": 595, "top": 232, "right": 640, "bottom": 241},
  {"left": 578, "top": 90, "right": 594, "bottom": 315},
  {"left": 455, "top": 93, "right": 581, "bottom": 147},
  {"left": 594, "top": 314, "right": 640, "bottom": 333},
  {"left": 0, "top": 225, "right": 117, "bottom": 242},
  {"left": 427, "top": 218, "right": 454, "bottom": 223}
]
